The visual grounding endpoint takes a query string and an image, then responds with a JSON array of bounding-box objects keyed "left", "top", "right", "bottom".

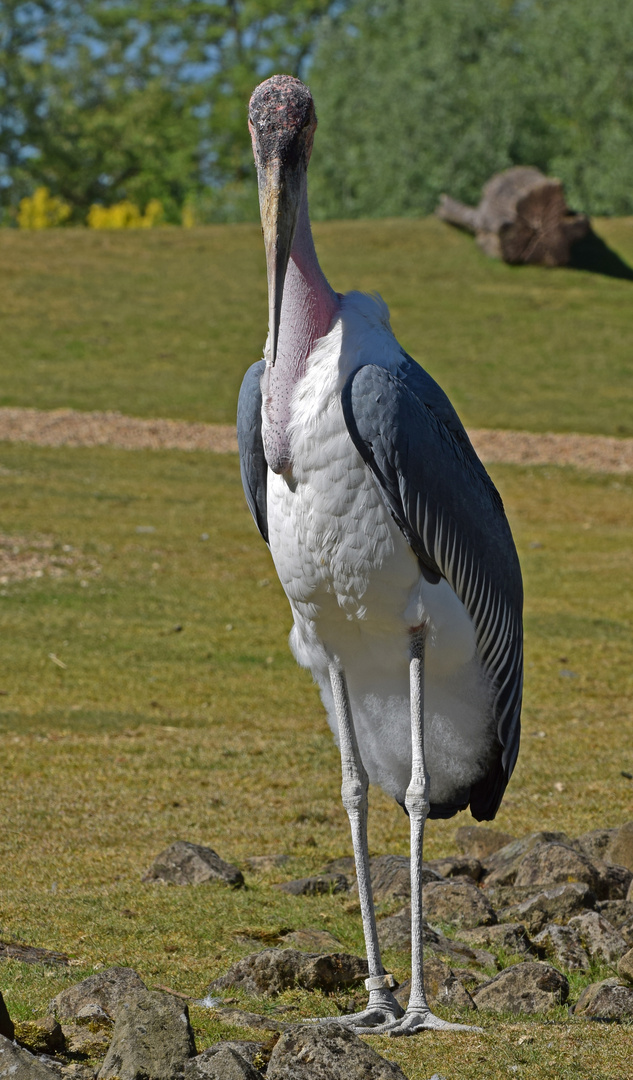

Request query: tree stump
[{"left": 436, "top": 167, "right": 590, "bottom": 266}]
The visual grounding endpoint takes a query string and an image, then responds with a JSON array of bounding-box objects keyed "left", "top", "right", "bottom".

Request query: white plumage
[{"left": 267, "top": 292, "right": 494, "bottom": 806}]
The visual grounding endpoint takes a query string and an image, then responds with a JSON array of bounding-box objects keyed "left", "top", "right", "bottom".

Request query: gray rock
[
  {"left": 481, "top": 832, "right": 572, "bottom": 888},
  {"left": 210, "top": 1007, "right": 286, "bottom": 1033},
  {"left": 425, "top": 857, "right": 484, "bottom": 882},
  {"left": 349, "top": 855, "right": 443, "bottom": 905},
  {"left": 628, "top": 877, "right": 633, "bottom": 904},
  {"left": 472, "top": 962, "right": 569, "bottom": 1014},
  {"left": 0, "top": 1034, "right": 60, "bottom": 1079},
  {"left": 0, "top": 941, "right": 69, "bottom": 966},
  {"left": 609, "top": 821, "right": 633, "bottom": 873},
  {"left": 455, "top": 826, "right": 516, "bottom": 861},
  {"left": 456, "top": 923, "right": 533, "bottom": 957},
  {"left": 266, "top": 1022, "right": 408, "bottom": 1079},
  {"left": 320, "top": 857, "right": 356, "bottom": 877},
  {"left": 189, "top": 1042, "right": 263, "bottom": 1069},
  {"left": 513, "top": 842, "right": 600, "bottom": 893},
  {"left": 376, "top": 907, "right": 492, "bottom": 966},
  {"left": 61, "top": 1018, "right": 112, "bottom": 1058},
  {"left": 278, "top": 928, "right": 344, "bottom": 953},
  {"left": 596, "top": 899, "right": 633, "bottom": 929},
  {"left": 423, "top": 880, "right": 497, "bottom": 929},
  {"left": 142, "top": 841, "right": 244, "bottom": 888},
  {"left": 621, "top": 920, "right": 633, "bottom": 948},
  {"left": 496, "top": 882, "right": 596, "bottom": 934},
  {"left": 532, "top": 923, "right": 590, "bottom": 971},
  {"left": 50, "top": 966, "right": 147, "bottom": 1021},
  {"left": 185, "top": 1046, "right": 260, "bottom": 1080},
  {"left": 98, "top": 990, "right": 196, "bottom": 1080},
  {"left": 575, "top": 828, "right": 618, "bottom": 864},
  {"left": 14, "top": 1016, "right": 65, "bottom": 1054},
  {"left": 394, "top": 958, "right": 476, "bottom": 1012},
  {"left": 245, "top": 855, "right": 288, "bottom": 873},
  {"left": 208, "top": 949, "right": 368, "bottom": 996},
  {"left": 0, "top": 994, "right": 13, "bottom": 1041},
  {"left": 567, "top": 911, "right": 628, "bottom": 964},
  {"left": 573, "top": 978, "right": 633, "bottom": 1020},
  {"left": 617, "top": 947, "right": 633, "bottom": 985},
  {"left": 275, "top": 874, "right": 348, "bottom": 896},
  {"left": 593, "top": 861, "right": 633, "bottom": 901}
]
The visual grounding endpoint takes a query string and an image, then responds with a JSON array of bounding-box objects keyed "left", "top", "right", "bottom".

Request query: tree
[
  {"left": 308, "top": 0, "right": 633, "bottom": 219},
  {"left": 0, "top": 1, "right": 336, "bottom": 221}
]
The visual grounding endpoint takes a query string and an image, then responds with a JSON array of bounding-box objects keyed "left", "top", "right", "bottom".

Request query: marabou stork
[{"left": 237, "top": 75, "right": 523, "bottom": 1036}]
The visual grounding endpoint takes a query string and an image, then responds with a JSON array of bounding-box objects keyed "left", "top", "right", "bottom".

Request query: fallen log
[{"left": 437, "top": 167, "right": 590, "bottom": 266}]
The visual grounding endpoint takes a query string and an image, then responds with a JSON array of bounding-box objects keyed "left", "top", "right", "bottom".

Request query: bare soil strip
[{"left": 0, "top": 406, "right": 631, "bottom": 474}]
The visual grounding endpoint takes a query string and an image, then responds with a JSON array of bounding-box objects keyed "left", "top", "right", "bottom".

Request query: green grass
[
  {"left": 1, "top": 216, "right": 632, "bottom": 434},
  {"left": 0, "top": 443, "right": 632, "bottom": 1078}
]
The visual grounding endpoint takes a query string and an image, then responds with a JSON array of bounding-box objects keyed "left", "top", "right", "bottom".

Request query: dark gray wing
[
  {"left": 342, "top": 362, "right": 523, "bottom": 821},
  {"left": 237, "top": 360, "right": 268, "bottom": 544}
]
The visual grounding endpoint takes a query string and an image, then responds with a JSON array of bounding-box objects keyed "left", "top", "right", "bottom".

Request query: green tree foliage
[
  {"left": 308, "top": 0, "right": 633, "bottom": 219},
  {"left": 0, "top": 1, "right": 334, "bottom": 222}
]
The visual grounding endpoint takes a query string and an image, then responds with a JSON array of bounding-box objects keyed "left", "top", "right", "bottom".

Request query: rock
[
  {"left": 245, "top": 855, "right": 288, "bottom": 872},
  {"left": 189, "top": 1042, "right": 264, "bottom": 1069},
  {"left": 0, "top": 1034, "right": 60, "bottom": 1079},
  {"left": 0, "top": 995, "right": 13, "bottom": 1041},
  {"left": 513, "top": 842, "right": 600, "bottom": 893},
  {"left": 185, "top": 1045, "right": 260, "bottom": 1080},
  {"left": 456, "top": 923, "right": 533, "bottom": 957},
  {"left": 455, "top": 826, "right": 516, "bottom": 861},
  {"left": 320, "top": 857, "right": 356, "bottom": 877},
  {"left": 211, "top": 1007, "right": 286, "bottom": 1033},
  {"left": 472, "top": 962, "right": 569, "bottom": 1014},
  {"left": 609, "top": 822, "right": 633, "bottom": 873},
  {"left": 423, "top": 880, "right": 497, "bottom": 929},
  {"left": 617, "top": 947, "right": 633, "bottom": 984},
  {"left": 573, "top": 978, "right": 633, "bottom": 1020},
  {"left": 481, "top": 832, "right": 572, "bottom": 888},
  {"left": 394, "top": 958, "right": 476, "bottom": 1012},
  {"left": 0, "top": 940, "right": 69, "bottom": 966},
  {"left": 61, "top": 1019, "right": 112, "bottom": 1058},
  {"left": 208, "top": 949, "right": 368, "bottom": 996},
  {"left": 496, "top": 882, "right": 596, "bottom": 934},
  {"left": 275, "top": 875, "right": 349, "bottom": 896},
  {"left": 532, "top": 924, "right": 590, "bottom": 971},
  {"left": 425, "top": 857, "right": 484, "bottom": 882},
  {"left": 628, "top": 877, "right": 633, "bottom": 904},
  {"left": 593, "top": 861, "right": 633, "bottom": 901},
  {"left": 50, "top": 967, "right": 147, "bottom": 1021},
  {"left": 575, "top": 828, "right": 618, "bottom": 864},
  {"left": 621, "top": 920, "right": 633, "bottom": 948},
  {"left": 278, "top": 928, "right": 344, "bottom": 952},
  {"left": 349, "top": 855, "right": 443, "bottom": 906},
  {"left": 14, "top": 1016, "right": 65, "bottom": 1054},
  {"left": 142, "top": 841, "right": 244, "bottom": 888},
  {"left": 266, "top": 1022, "right": 409, "bottom": 1079},
  {"left": 98, "top": 990, "right": 196, "bottom": 1080},
  {"left": 596, "top": 899, "right": 633, "bottom": 929},
  {"left": 567, "top": 911, "right": 628, "bottom": 964}
]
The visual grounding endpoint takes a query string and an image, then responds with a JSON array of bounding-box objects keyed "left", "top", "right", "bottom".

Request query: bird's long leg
[
  {"left": 319, "top": 660, "right": 403, "bottom": 1030},
  {"left": 375, "top": 624, "right": 482, "bottom": 1037}
]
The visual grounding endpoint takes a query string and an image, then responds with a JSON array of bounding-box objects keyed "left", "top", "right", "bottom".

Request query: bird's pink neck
[{"left": 261, "top": 190, "right": 339, "bottom": 474}]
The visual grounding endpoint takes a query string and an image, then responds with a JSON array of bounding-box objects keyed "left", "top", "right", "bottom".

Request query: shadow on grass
[{"left": 570, "top": 227, "right": 633, "bottom": 281}]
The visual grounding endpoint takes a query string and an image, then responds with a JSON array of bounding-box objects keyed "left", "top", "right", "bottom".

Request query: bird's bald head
[{"left": 249, "top": 75, "right": 316, "bottom": 172}]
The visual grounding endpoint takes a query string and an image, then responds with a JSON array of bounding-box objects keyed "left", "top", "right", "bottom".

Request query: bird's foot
[
  {"left": 311, "top": 989, "right": 404, "bottom": 1031},
  {"left": 373, "top": 1005, "right": 483, "bottom": 1037}
]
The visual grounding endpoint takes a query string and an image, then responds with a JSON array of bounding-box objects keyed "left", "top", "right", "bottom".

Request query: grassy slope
[
  {"left": 0, "top": 444, "right": 631, "bottom": 1079},
  {"left": 1, "top": 217, "right": 632, "bottom": 435}
]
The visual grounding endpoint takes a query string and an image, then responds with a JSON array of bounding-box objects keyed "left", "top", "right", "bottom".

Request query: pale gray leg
[
  {"left": 319, "top": 660, "right": 403, "bottom": 1029},
  {"left": 378, "top": 623, "right": 482, "bottom": 1036}
]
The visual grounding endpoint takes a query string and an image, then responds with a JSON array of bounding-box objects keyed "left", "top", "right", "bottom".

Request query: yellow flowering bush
[
  {"left": 18, "top": 187, "right": 71, "bottom": 229},
  {"left": 87, "top": 198, "right": 164, "bottom": 229}
]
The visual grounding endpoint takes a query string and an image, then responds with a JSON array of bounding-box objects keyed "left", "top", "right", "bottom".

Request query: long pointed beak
[{"left": 257, "top": 159, "right": 303, "bottom": 365}]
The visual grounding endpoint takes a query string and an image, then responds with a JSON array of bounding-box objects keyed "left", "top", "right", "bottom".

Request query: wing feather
[{"left": 341, "top": 361, "right": 523, "bottom": 820}]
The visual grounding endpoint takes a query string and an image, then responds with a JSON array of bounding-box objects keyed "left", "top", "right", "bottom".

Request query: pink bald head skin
[{"left": 249, "top": 76, "right": 340, "bottom": 476}]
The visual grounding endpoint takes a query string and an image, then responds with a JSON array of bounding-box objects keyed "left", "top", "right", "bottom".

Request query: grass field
[
  {"left": 0, "top": 439, "right": 632, "bottom": 1078},
  {"left": 1, "top": 216, "right": 633, "bottom": 436}
]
